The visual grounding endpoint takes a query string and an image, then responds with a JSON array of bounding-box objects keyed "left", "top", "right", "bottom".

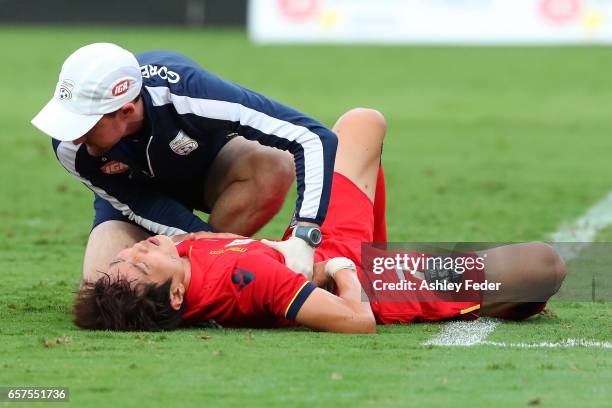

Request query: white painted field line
[
  {"left": 549, "top": 189, "right": 612, "bottom": 261},
  {"left": 424, "top": 189, "right": 612, "bottom": 347},
  {"left": 480, "top": 339, "right": 612, "bottom": 349}
]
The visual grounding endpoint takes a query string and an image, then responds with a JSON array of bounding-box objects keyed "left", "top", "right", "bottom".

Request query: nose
[{"left": 134, "top": 241, "right": 149, "bottom": 251}]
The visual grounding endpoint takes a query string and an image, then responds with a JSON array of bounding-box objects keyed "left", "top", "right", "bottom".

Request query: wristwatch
[{"left": 292, "top": 226, "right": 323, "bottom": 248}]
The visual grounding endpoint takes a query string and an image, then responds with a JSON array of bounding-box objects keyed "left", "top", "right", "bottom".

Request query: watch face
[{"left": 309, "top": 228, "right": 322, "bottom": 245}]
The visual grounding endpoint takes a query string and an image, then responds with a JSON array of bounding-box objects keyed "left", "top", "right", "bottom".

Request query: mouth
[{"left": 147, "top": 237, "right": 161, "bottom": 246}]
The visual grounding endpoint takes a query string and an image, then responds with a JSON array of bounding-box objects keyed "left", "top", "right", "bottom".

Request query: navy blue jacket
[{"left": 52, "top": 51, "right": 337, "bottom": 235}]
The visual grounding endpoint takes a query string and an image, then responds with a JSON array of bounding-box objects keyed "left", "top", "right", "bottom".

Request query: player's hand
[{"left": 261, "top": 237, "right": 315, "bottom": 279}]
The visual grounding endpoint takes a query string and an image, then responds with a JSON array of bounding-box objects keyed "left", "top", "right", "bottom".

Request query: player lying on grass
[{"left": 74, "top": 108, "right": 567, "bottom": 333}]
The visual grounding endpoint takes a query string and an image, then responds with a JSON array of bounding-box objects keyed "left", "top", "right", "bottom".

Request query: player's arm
[
  {"left": 54, "top": 140, "right": 212, "bottom": 235},
  {"left": 296, "top": 258, "right": 376, "bottom": 334}
]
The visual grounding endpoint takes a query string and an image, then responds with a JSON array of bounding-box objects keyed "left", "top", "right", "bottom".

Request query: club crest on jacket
[{"left": 169, "top": 130, "right": 199, "bottom": 155}]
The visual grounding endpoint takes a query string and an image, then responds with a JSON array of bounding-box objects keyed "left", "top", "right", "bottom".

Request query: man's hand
[{"left": 261, "top": 237, "right": 315, "bottom": 279}]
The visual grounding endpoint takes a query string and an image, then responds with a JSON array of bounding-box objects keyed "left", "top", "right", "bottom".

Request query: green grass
[{"left": 0, "top": 26, "right": 611, "bottom": 407}]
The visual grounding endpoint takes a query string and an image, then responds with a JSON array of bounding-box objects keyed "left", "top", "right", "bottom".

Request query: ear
[
  {"left": 169, "top": 283, "right": 185, "bottom": 311},
  {"left": 120, "top": 102, "right": 136, "bottom": 117}
]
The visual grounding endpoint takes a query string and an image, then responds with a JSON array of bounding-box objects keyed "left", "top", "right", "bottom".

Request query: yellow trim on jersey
[
  {"left": 460, "top": 304, "right": 481, "bottom": 314},
  {"left": 189, "top": 245, "right": 193, "bottom": 257},
  {"left": 284, "top": 281, "right": 310, "bottom": 318}
]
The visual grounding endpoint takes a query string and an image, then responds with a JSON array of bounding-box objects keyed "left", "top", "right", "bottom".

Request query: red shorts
[{"left": 285, "top": 172, "right": 483, "bottom": 323}]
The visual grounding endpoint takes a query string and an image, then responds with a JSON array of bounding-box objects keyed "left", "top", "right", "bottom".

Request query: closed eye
[
  {"left": 131, "top": 262, "right": 150, "bottom": 276},
  {"left": 109, "top": 258, "right": 125, "bottom": 267}
]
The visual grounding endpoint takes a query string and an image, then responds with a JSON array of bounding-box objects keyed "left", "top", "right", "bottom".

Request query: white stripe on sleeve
[{"left": 146, "top": 85, "right": 325, "bottom": 221}]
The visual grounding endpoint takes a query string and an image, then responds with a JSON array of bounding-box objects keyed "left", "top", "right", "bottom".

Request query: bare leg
[
  {"left": 479, "top": 242, "right": 566, "bottom": 316},
  {"left": 204, "top": 136, "right": 294, "bottom": 235},
  {"left": 332, "top": 108, "right": 387, "bottom": 201},
  {"left": 83, "top": 220, "right": 150, "bottom": 283}
]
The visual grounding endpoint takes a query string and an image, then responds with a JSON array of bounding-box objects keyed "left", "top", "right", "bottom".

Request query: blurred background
[
  {"left": 3, "top": 0, "right": 612, "bottom": 45},
  {"left": 0, "top": 0, "right": 246, "bottom": 27}
]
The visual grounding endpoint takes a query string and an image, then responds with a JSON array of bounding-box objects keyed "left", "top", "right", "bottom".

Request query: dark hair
[{"left": 73, "top": 273, "right": 185, "bottom": 331}]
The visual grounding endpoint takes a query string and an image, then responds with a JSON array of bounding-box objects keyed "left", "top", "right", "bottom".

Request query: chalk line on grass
[
  {"left": 550, "top": 189, "right": 612, "bottom": 261},
  {"left": 424, "top": 318, "right": 501, "bottom": 346},
  {"left": 424, "top": 189, "right": 612, "bottom": 348},
  {"left": 480, "top": 339, "right": 612, "bottom": 349}
]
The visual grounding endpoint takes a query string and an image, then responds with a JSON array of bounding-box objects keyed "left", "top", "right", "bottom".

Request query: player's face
[
  {"left": 72, "top": 113, "right": 127, "bottom": 156},
  {"left": 108, "top": 235, "right": 184, "bottom": 287}
]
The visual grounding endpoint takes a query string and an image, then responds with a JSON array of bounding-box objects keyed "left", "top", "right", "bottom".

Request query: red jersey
[{"left": 176, "top": 237, "right": 316, "bottom": 328}]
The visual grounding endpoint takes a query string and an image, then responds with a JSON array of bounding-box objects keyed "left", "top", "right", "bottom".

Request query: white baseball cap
[{"left": 31, "top": 42, "right": 143, "bottom": 141}]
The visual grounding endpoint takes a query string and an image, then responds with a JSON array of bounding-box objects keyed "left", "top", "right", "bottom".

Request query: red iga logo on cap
[{"left": 112, "top": 80, "right": 130, "bottom": 96}]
